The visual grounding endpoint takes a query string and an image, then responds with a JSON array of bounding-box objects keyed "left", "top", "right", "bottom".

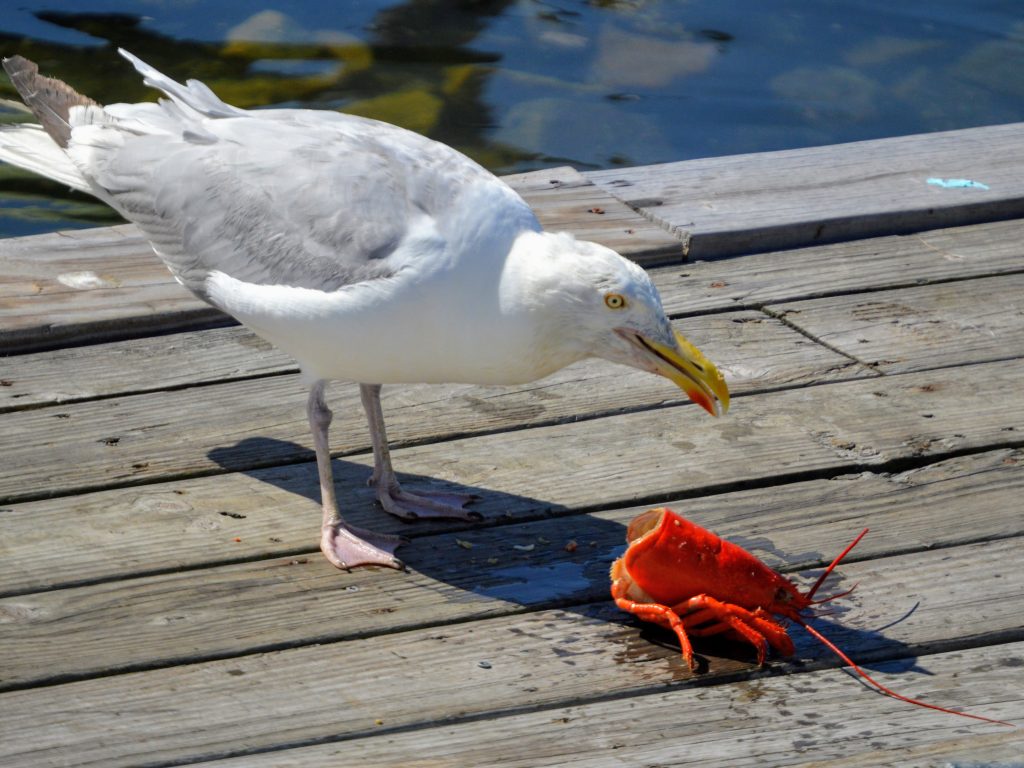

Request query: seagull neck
[
  {"left": 499, "top": 230, "right": 592, "bottom": 375},
  {"left": 501, "top": 231, "right": 563, "bottom": 311}
]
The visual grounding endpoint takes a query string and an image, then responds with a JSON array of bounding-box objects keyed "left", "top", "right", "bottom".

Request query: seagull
[{"left": 0, "top": 51, "right": 729, "bottom": 570}]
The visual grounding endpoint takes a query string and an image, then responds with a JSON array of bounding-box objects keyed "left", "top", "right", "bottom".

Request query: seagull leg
[
  {"left": 360, "top": 384, "right": 481, "bottom": 520},
  {"left": 308, "top": 381, "right": 405, "bottom": 570}
]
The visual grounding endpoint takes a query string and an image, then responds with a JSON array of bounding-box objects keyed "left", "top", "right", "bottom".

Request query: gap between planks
[
  {"left": 764, "top": 272, "right": 1024, "bottom": 376},
  {"left": 656, "top": 218, "right": 1024, "bottom": 318}
]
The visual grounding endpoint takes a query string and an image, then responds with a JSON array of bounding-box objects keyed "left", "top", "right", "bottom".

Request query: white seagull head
[{"left": 516, "top": 232, "right": 730, "bottom": 416}]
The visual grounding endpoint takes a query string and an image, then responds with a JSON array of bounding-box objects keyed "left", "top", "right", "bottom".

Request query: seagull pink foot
[
  {"left": 320, "top": 520, "right": 406, "bottom": 571},
  {"left": 307, "top": 382, "right": 484, "bottom": 570},
  {"left": 308, "top": 382, "right": 411, "bottom": 570},
  {"left": 360, "top": 382, "right": 482, "bottom": 521},
  {"left": 370, "top": 478, "right": 481, "bottom": 521}
]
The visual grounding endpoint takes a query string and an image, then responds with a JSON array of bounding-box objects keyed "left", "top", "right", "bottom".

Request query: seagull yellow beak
[{"left": 635, "top": 329, "right": 730, "bottom": 416}]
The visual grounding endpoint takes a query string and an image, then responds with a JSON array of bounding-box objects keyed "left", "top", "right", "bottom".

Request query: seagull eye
[{"left": 604, "top": 293, "right": 627, "bottom": 310}]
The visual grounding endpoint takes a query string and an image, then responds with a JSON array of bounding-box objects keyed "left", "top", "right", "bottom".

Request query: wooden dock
[{"left": 1, "top": 124, "right": 1022, "bottom": 766}]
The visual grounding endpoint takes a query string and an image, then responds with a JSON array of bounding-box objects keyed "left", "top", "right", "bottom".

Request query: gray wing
[{"left": 72, "top": 105, "right": 525, "bottom": 299}]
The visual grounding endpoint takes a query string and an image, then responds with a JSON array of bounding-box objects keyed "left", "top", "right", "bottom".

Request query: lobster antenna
[
  {"left": 796, "top": 618, "right": 1012, "bottom": 726},
  {"left": 806, "top": 528, "right": 869, "bottom": 601}
]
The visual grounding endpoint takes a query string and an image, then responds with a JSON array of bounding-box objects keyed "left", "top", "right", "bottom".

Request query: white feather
[{"left": 0, "top": 123, "right": 90, "bottom": 192}]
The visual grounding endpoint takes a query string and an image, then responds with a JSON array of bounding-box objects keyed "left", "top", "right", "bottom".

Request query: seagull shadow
[
  {"left": 207, "top": 436, "right": 626, "bottom": 604},
  {"left": 209, "top": 436, "right": 930, "bottom": 678},
  {"left": 206, "top": 435, "right": 604, "bottom": 540}
]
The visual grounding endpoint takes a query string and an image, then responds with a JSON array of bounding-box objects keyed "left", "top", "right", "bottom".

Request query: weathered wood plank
[
  {"left": 766, "top": 273, "right": 1024, "bottom": 374},
  {"left": 1, "top": 445, "right": 1021, "bottom": 688},
  {"left": 0, "top": 168, "right": 677, "bottom": 353},
  {"left": 0, "top": 538, "right": 1018, "bottom": 768},
  {"left": 0, "top": 311, "right": 867, "bottom": 500},
  {"left": 0, "top": 224, "right": 225, "bottom": 352},
  {"left": 589, "top": 122, "right": 1024, "bottom": 258},
  {"left": 654, "top": 218, "right": 1024, "bottom": 317},
  {"left": 1, "top": 359, "right": 1021, "bottom": 596},
  {"left": 503, "top": 166, "right": 683, "bottom": 264},
  {"left": 187, "top": 643, "right": 1024, "bottom": 768},
  {"left": 0, "top": 325, "right": 292, "bottom": 411}
]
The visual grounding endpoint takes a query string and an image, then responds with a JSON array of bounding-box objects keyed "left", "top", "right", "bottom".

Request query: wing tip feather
[{"left": 2, "top": 54, "right": 99, "bottom": 147}]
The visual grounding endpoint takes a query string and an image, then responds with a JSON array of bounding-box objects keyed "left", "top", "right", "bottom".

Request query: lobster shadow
[
  {"left": 209, "top": 436, "right": 929, "bottom": 677},
  {"left": 638, "top": 609, "right": 930, "bottom": 677}
]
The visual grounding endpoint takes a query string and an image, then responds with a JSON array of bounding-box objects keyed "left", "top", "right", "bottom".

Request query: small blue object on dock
[{"left": 927, "top": 177, "right": 991, "bottom": 190}]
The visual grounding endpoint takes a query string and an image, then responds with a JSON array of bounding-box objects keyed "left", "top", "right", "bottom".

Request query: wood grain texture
[
  {"left": 653, "top": 218, "right": 1024, "bottom": 317},
  {"left": 503, "top": 166, "right": 683, "bottom": 264},
  {"left": 0, "top": 325, "right": 292, "bottom": 412},
  {"left": 0, "top": 539, "right": 1018, "bottom": 768},
  {"left": 0, "top": 311, "right": 865, "bottom": 500},
  {"left": 185, "top": 642, "right": 1024, "bottom": 768},
  {"left": 766, "top": 273, "right": 1024, "bottom": 373},
  {"left": 589, "top": 122, "right": 1024, "bottom": 258},
  {"left": 0, "top": 224, "right": 225, "bottom": 352},
  {"left": 1, "top": 447, "right": 1021, "bottom": 688}
]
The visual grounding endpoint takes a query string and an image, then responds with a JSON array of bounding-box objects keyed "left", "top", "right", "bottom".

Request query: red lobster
[{"left": 610, "top": 507, "right": 1009, "bottom": 725}]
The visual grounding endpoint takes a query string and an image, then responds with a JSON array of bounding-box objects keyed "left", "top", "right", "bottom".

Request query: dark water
[{"left": 1, "top": 0, "right": 1022, "bottom": 238}]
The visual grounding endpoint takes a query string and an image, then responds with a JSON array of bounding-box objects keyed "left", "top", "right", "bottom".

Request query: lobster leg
[
  {"left": 613, "top": 596, "right": 699, "bottom": 670},
  {"left": 613, "top": 594, "right": 795, "bottom": 670},
  {"left": 749, "top": 607, "right": 796, "bottom": 657},
  {"left": 676, "top": 596, "right": 795, "bottom": 665}
]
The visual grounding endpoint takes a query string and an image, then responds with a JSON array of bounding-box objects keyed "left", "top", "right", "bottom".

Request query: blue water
[{"left": 1, "top": 0, "right": 1022, "bottom": 237}]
